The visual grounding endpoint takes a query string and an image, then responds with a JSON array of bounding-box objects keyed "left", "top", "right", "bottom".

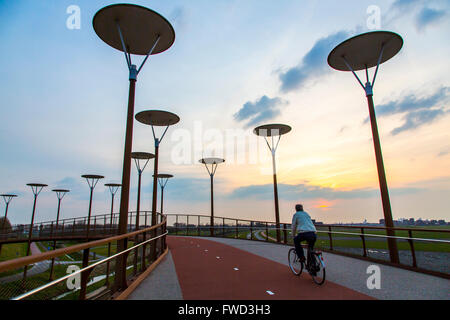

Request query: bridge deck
[{"left": 128, "top": 236, "right": 449, "bottom": 300}]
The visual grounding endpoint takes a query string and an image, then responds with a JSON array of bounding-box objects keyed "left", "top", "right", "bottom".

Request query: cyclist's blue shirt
[{"left": 292, "top": 210, "right": 316, "bottom": 234}]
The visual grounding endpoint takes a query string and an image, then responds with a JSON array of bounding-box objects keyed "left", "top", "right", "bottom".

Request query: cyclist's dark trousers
[{"left": 294, "top": 232, "right": 316, "bottom": 262}]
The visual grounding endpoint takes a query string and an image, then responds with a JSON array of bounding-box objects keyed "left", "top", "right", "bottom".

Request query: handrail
[
  {"left": 12, "top": 231, "right": 168, "bottom": 300},
  {"left": 164, "top": 213, "right": 450, "bottom": 233},
  {"left": 0, "top": 216, "right": 166, "bottom": 273}
]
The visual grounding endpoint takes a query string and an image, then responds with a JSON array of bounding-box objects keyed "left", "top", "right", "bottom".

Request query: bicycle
[{"left": 288, "top": 247, "right": 326, "bottom": 285}]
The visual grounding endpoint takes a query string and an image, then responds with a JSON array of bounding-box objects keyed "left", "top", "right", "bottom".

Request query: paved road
[{"left": 129, "top": 236, "right": 449, "bottom": 300}]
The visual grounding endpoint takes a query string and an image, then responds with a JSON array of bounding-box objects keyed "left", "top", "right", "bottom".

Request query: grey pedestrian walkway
[
  {"left": 127, "top": 251, "right": 183, "bottom": 300},
  {"left": 129, "top": 236, "right": 449, "bottom": 300}
]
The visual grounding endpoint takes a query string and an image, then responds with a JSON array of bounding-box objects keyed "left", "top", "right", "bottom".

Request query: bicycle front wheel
[
  {"left": 288, "top": 248, "right": 303, "bottom": 276},
  {"left": 311, "top": 253, "right": 326, "bottom": 285}
]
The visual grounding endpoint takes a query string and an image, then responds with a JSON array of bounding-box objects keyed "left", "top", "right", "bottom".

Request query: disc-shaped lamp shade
[
  {"left": 327, "top": 31, "right": 403, "bottom": 71},
  {"left": 131, "top": 152, "right": 155, "bottom": 160},
  {"left": 26, "top": 183, "right": 48, "bottom": 188},
  {"left": 104, "top": 183, "right": 122, "bottom": 188},
  {"left": 81, "top": 175, "right": 105, "bottom": 180},
  {"left": 93, "top": 4, "right": 175, "bottom": 55},
  {"left": 199, "top": 158, "right": 225, "bottom": 165},
  {"left": 153, "top": 174, "right": 174, "bottom": 178},
  {"left": 135, "top": 110, "right": 180, "bottom": 126},
  {"left": 253, "top": 124, "right": 292, "bottom": 137},
  {"left": 52, "top": 189, "right": 70, "bottom": 193}
]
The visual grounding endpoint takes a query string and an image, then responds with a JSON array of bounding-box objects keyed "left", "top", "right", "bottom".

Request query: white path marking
[
  {"left": 266, "top": 290, "right": 275, "bottom": 295},
  {"left": 234, "top": 268, "right": 239, "bottom": 271},
  {"left": 216, "top": 256, "right": 220, "bottom": 259}
]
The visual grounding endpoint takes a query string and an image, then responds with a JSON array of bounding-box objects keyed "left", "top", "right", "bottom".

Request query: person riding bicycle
[{"left": 291, "top": 204, "right": 317, "bottom": 273}]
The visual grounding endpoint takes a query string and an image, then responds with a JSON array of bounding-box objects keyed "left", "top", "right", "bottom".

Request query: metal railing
[
  {"left": 0, "top": 211, "right": 159, "bottom": 243},
  {"left": 0, "top": 213, "right": 167, "bottom": 300},
  {"left": 164, "top": 213, "right": 450, "bottom": 278}
]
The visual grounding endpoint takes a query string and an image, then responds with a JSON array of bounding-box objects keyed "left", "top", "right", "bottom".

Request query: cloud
[
  {"left": 437, "top": 148, "right": 450, "bottom": 157},
  {"left": 228, "top": 183, "right": 421, "bottom": 201},
  {"left": 53, "top": 177, "right": 93, "bottom": 200},
  {"left": 278, "top": 30, "right": 349, "bottom": 93},
  {"left": 147, "top": 177, "right": 211, "bottom": 202},
  {"left": 415, "top": 7, "right": 447, "bottom": 31},
  {"left": 169, "top": 6, "right": 188, "bottom": 31},
  {"left": 385, "top": 0, "right": 448, "bottom": 31},
  {"left": 391, "top": 109, "right": 446, "bottom": 135},
  {"left": 374, "top": 86, "right": 450, "bottom": 135},
  {"left": 391, "top": 0, "right": 422, "bottom": 10},
  {"left": 233, "top": 95, "right": 288, "bottom": 128}
]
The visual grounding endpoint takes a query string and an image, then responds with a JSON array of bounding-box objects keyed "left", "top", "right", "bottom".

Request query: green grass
[{"left": 0, "top": 243, "right": 28, "bottom": 262}]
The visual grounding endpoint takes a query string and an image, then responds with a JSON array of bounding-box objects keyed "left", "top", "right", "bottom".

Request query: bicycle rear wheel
[
  {"left": 288, "top": 248, "right": 303, "bottom": 276},
  {"left": 310, "top": 253, "right": 326, "bottom": 285}
]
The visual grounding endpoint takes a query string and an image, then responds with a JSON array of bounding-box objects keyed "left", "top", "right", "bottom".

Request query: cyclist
[{"left": 291, "top": 204, "right": 317, "bottom": 273}]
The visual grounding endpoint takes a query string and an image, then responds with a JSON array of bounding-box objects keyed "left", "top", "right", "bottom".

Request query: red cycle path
[{"left": 167, "top": 236, "right": 374, "bottom": 300}]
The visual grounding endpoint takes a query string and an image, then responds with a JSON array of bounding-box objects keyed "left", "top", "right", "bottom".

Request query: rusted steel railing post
[
  {"left": 283, "top": 223, "right": 287, "bottom": 244},
  {"left": 250, "top": 221, "right": 253, "bottom": 240},
  {"left": 50, "top": 222, "right": 54, "bottom": 239},
  {"left": 198, "top": 215, "right": 200, "bottom": 236},
  {"left": 93, "top": 216, "right": 97, "bottom": 235},
  {"left": 141, "top": 231, "right": 147, "bottom": 272},
  {"left": 361, "top": 228, "right": 367, "bottom": 257},
  {"left": 328, "top": 226, "right": 333, "bottom": 251},
  {"left": 408, "top": 229, "right": 417, "bottom": 268},
  {"left": 79, "top": 248, "right": 90, "bottom": 300},
  {"left": 175, "top": 215, "right": 178, "bottom": 235},
  {"left": 265, "top": 222, "right": 269, "bottom": 242}
]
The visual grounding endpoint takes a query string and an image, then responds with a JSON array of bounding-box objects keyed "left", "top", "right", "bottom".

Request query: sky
[{"left": 0, "top": 0, "right": 449, "bottom": 226}]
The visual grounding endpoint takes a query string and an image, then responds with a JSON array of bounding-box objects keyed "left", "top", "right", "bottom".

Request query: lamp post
[
  {"left": 254, "top": 124, "right": 291, "bottom": 243},
  {"left": 93, "top": 3, "right": 175, "bottom": 291},
  {"left": 0, "top": 194, "right": 17, "bottom": 234},
  {"left": 153, "top": 174, "right": 173, "bottom": 216},
  {"left": 0, "top": 194, "right": 17, "bottom": 255},
  {"left": 327, "top": 31, "right": 403, "bottom": 263},
  {"left": 79, "top": 174, "right": 104, "bottom": 299},
  {"left": 104, "top": 183, "right": 121, "bottom": 287},
  {"left": 136, "top": 110, "right": 180, "bottom": 263},
  {"left": 49, "top": 189, "right": 70, "bottom": 281},
  {"left": 131, "top": 152, "right": 154, "bottom": 274},
  {"left": 131, "top": 152, "right": 155, "bottom": 229},
  {"left": 23, "top": 183, "right": 47, "bottom": 284},
  {"left": 199, "top": 158, "right": 225, "bottom": 237}
]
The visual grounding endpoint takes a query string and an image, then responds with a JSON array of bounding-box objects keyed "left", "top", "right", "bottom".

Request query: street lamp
[
  {"left": 131, "top": 152, "right": 155, "bottom": 229},
  {"left": 79, "top": 174, "right": 104, "bottom": 299},
  {"left": 327, "top": 31, "right": 403, "bottom": 263},
  {"left": 23, "top": 183, "right": 47, "bottom": 283},
  {"left": 0, "top": 194, "right": 17, "bottom": 234},
  {"left": 254, "top": 124, "right": 291, "bottom": 243},
  {"left": 0, "top": 194, "right": 17, "bottom": 255},
  {"left": 199, "top": 158, "right": 225, "bottom": 236},
  {"left": 93, "top": 4, "right": 175, "bottom": 290},
  {"left": 153, "top": 174, "right": 173, "bottom": 216},
  {"left": 49, "top": 189, "right": 70, "bottom": 281},
  {"left": 104, "top": 183, "right": 121, "bottom": 287},
  {"left": 136, "top": 110, "right": 180, "bottom": 262}
]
